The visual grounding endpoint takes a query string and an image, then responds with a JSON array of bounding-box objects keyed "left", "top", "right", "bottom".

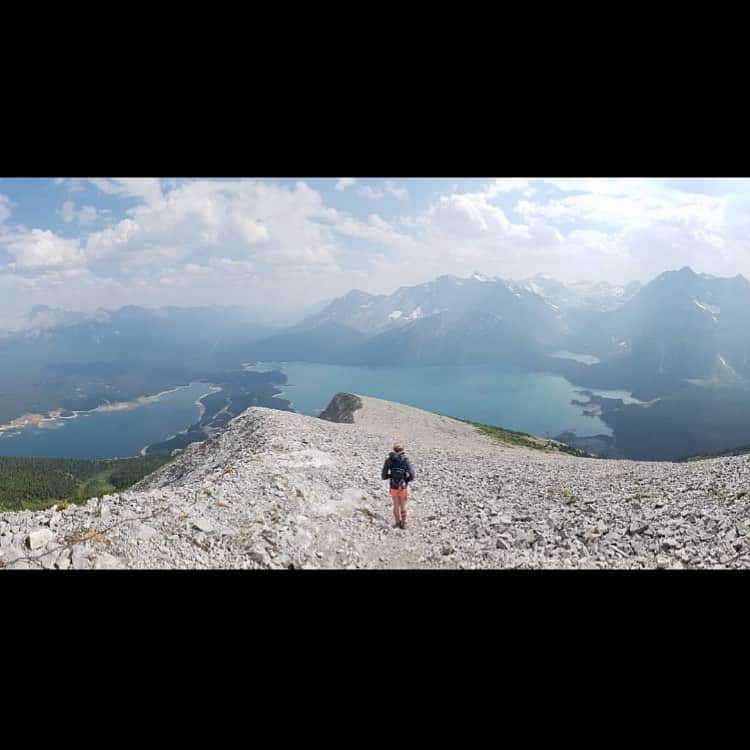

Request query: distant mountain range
[
  {"left": 0, "top": 305, "right": 274, "bottom": 424},
  {"left": 253, "top": 272, "right": 609, "bottom": 367},
  {"left": 249, "top": 267, "right": 750, "bottom": 401},
  {"left": 9, "top": 267, "right": 750, "bottom": 407},
  {"left": 297, "top": 272, "right": 641, "bottom": 336}
]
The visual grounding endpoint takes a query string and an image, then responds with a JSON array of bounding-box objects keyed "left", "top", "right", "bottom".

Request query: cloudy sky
[{"left": 0, "top": 177, "right": 748, "bottom": 326}]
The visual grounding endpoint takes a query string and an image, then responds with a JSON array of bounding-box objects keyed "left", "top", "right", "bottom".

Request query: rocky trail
[{"left": 2, "top": 392, "right": 750, "bottom": 569}]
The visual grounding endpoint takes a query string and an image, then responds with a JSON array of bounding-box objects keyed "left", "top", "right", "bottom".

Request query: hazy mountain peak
[
  {"left": 18, "top": 305, "right": 89, "bottom": 333},
  {"left": 343, "top": 288, "right": 375, "bottom": 300}
]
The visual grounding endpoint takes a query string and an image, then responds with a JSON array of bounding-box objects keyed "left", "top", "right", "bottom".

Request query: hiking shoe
[
  {"left": 399, "top": 520, "right": 406, "bottom": 530},
  {"left": 392, "top": 521, "right": 401, "bottom": 528}
]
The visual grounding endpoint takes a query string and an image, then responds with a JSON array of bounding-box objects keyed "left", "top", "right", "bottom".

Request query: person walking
[{"left": 382, "top": 443, "right": 415, "bottom": 529}]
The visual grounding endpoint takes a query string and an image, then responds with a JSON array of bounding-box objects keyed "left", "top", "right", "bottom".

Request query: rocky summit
[{"left": 2, "top": 392, "right": 750, "bottom": 570}]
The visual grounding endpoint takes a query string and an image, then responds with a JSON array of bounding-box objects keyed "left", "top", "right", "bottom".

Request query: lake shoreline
[
  {"left": 140, "top": 369, "right": 290, "bottom": 458},
  {"left": 0, "top": 383, "right": 200, "bottom": 434},
  {"left": 139, "top": 384, "right": 223, "bottom": 456}
]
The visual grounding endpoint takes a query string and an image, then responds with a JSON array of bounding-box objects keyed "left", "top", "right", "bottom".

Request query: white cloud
[
  {"left": 85, "top": 218, "right": 139, "bottom": 261},
  {"left": 359, "top": 185, "right": 384, "bottom": 200},
  {"left": 59, "top": 200, "right": 75, "bottom": 223},
  {"left": 384, "top": 180, "right": 408, "bottom": 200},
  {"left": 2, "top": 229, "right": 85, "bottom": 270},
  {"left": 77, "top": 205, "right": 99, "bottom": 225},
  {"left": 531, "top": 178, "right": 723, "bottom": 232},
  {"left": 359, "top": 181, "right": 409, "bottom": 201},
  {"left": 84, "top": 180, "right": 342, "bottom": 277},
  {"left": 499, "top": 178, "right": 739, "bottom": 282},
  {"left": 567, "top": 228, "right": 614, "bottom": 249},
  {"left": 333, "top": 212, "right": 420, "bottom": 255},
  {"left": 89, "top": 178, "right": 164, "bottom": 207},
  {"left": 54, "top": 178, "right": 85, "bottom": 193},
  {"left": 414, "top": 191, "right": 531, "bottom": 240},
  {"left": 486, "top": 178, "right": 535, "bottom": 197},
  {"left": 211, "top": 257, "right": 257, "bottom": 275},
  {"left": 184, "top": 262, "right": 214, "bottom": 275},
  {"left": 336, "top": 178, "right": 356, "bottom": 191},
  {"left": 59, "top": 200, "right": 99, "bottom": 226}
]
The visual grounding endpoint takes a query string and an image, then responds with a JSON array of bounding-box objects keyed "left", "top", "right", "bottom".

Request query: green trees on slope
[{"left": 0, "top": 455, "right": 170, "bottom": 511}]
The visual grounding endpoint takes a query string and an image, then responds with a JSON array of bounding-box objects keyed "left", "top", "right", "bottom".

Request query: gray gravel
[{"left": 2, "top": 392, "right": 750, "bottom": 569}]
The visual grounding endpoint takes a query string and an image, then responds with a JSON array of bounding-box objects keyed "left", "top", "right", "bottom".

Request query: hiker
[{"left": 382, "top": 443, "right": 415, "bottom": 529}]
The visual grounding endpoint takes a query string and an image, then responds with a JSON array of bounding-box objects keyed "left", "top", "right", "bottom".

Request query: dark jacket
[{"left": 382, "top": 451, "right": 415, "bottom": 489}]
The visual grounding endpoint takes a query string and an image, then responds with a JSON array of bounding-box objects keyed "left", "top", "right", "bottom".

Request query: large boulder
[
  {"left": 318, "top": 393, "right": 363, "bottom": 424},
  {"left": 27, "top": 528, "right": 54, "bottom": 550}
]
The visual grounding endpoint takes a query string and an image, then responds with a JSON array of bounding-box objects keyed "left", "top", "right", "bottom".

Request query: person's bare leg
[
  {"left": 392, "top": 494, "right": 401, "bottom": 525},
  {"left": 399, "top": 495, "right": 408, "bottom": 528}
]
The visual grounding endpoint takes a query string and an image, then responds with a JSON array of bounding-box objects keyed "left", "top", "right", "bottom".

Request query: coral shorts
[{"left": 390, "top": 487, "right": 409, "bottom": 500}]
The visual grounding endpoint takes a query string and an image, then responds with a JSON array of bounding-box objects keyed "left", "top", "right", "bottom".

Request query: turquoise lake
[
  {"left": 0, "top": 382, "right": 209, "bottom": 459},
  {"left": 251, "top": 362, "right": 613, "bottom": 438},
  {"left": 0, "top": 363, "right": 616, "bottom": 459}
]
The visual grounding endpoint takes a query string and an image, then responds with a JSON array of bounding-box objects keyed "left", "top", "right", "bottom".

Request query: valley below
[{"left": 3, "top": 266, "right": 750, "bottom": 465}]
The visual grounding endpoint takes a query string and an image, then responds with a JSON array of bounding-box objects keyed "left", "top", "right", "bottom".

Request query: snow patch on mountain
[
  {"left": 694, "top": 299, "right": 721, "bottom": 317},
  {"left": 471, "top": 272, "right": 493, "bottom": 282}
]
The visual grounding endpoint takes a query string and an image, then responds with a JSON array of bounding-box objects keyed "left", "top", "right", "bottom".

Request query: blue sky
[{"left": 0, "top": 177, "right": 748, "bottom": 326}]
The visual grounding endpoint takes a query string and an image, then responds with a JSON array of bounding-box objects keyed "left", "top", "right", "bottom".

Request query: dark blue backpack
[{"left": 389, "top": 453, "right": 408, "bottom": 489}]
